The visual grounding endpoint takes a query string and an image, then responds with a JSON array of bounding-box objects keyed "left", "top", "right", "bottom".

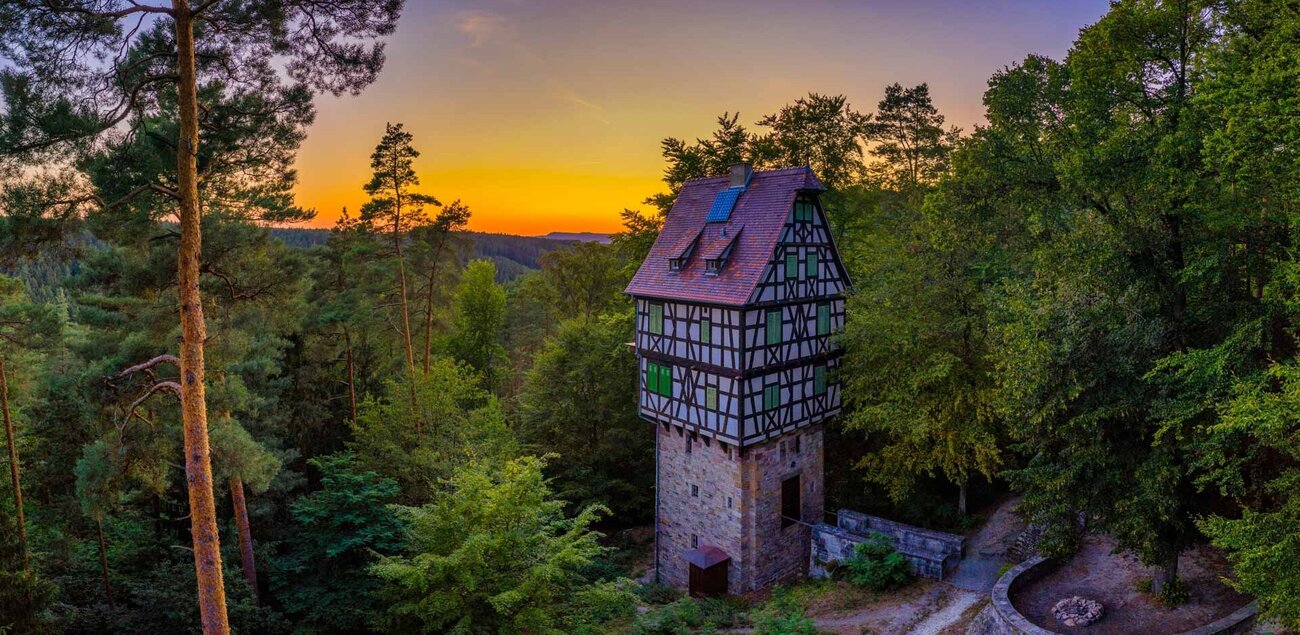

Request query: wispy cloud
[
  {"left": 457, "top": 11, "right": 507, "bottom": 47},
  {"left": 455, "top": 10, "right": 610, "bottom": 125}
]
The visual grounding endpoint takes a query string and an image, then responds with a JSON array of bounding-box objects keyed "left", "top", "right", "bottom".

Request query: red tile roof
[{"left": 625, "top": 166, "right": 824, "bottom": 306}]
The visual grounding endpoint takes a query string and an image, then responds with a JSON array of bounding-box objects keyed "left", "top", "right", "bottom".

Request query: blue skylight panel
[{"left": 706, "top": 187, "right": 743, "bottom": 223}]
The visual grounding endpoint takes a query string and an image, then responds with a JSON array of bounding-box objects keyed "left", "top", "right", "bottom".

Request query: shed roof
[{"left": 683, "top": 545, "right": 731, "bottom": 569}]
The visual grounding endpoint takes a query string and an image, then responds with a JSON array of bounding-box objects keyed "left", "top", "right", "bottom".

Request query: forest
[{"left": 0, "top": 0, "right": 1299, "bottom": 633}]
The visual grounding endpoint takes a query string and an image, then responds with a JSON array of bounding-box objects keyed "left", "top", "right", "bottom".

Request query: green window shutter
[
  {"left": 806, "top": 252, "right": 819, "bottom": 278},
  {"left": 764, "top": 384, "right": 780, "bottom": 410},
  {"left": 659, "top": 365, "right": 672, "bottom": 396},
  {"left": 706, "top": 386, "right": 718, "bottom": 411},
  {"left": 700, "top": 319, "right": 711, "bottom": 344},
  {"left": 785, "top": 253, "right": 798, "bottom": 278},
  {"left": 817, "top": 304, "right": 830, "bottom": 336},
  {"left": 649, "top": 304, "right": 663, "bottom": 335},
  {"left": 814, "top": 366, "right": 827, "bottom": 395},
  {"left": 646, "top": 362, "right": 659, "bottom": 395},
  {"left": 766, "top": 310, "right": 782, "bottom": 345}
]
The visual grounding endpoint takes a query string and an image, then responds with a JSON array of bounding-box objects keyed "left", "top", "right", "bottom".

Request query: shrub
[
  {"left": 634, "top": 582, "right": 683, "bottom": 605},
  {"left": 841, "top": 535, "right": 911, "bottom": 591},
  {"left": 753, "top": 609, "right": 820, "bottom": 635},
  {"left": 630, "top": 597, "right": 748, "bottom": 635},
  {"left": 630, "top": 599, "right": 706, "bottom": 635},
  {"left": 1156, "top": 578, "right": 1189, "bottom": 607}
]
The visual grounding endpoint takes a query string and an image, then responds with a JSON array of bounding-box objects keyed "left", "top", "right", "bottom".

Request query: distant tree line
[{"left": 1, "top": 0, "right": 1299, "bottom": 632}]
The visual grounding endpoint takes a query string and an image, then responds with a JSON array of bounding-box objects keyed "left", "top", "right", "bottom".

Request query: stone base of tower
[{"left": 654, "top": 422, "right": 824, "bottom": 595}]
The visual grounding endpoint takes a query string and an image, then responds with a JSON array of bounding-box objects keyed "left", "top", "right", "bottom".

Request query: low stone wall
[
  {"left": 1172, "top": 602, "right": 1258, "bottom": 635},
  {"left": 808, "top": 523, "right": 861, "bottom": 579},
  {"left": 966, "top": 556, "right": 1260, "bottom": 635},
  {"left": 808, "top": 510, "right": 965, "bottom": 580},
  {"left": 967, "top": 556, "right": 1059, "bottom": 635}
]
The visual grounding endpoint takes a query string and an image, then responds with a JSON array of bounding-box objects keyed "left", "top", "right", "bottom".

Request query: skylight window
[{"left": 706, "top": 187, "right": 743, "bottom": 223}]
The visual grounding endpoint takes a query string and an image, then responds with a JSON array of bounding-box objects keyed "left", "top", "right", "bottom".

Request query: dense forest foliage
[{"left": 1, "top": 0, "right": 1299, "bottom": 633}]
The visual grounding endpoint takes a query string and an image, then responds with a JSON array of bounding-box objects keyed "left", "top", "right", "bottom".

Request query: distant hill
[
  {"left": 268, "top": 227, "right": 579, "bottom": 281},
  {"left": 541, "top": 232, "right": 610, "bottom": 244}
]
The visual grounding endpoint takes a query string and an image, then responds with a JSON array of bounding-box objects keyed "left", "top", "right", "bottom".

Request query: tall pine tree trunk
[
  {"left": 391, "top": 150, "right": 418, "bottom": 392},
  {"left": 421, "top": 234, "right": 447, "bottom": 373},
  {"left": 229, "top": 477, "right": 259, "bottom": 605},
  {"left": 344, "top": 329, "right": 358, "bottom": 424},
  {"left": 958, "top": 479, "right": 968, "bottom": 516},
  {"left": 96, "top": 517, "right": 113, "bottom": 606},
  {"left": 173, "top": 2, "right": 230, "bottom": 632},
  {"left": 1, "top": 357, "right": 27, "bottom": 574}
]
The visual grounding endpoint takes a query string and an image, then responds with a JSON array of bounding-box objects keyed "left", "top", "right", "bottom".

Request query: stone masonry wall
[
  {"left": 740, "top": 425, "right": 824, "bottom": 591},
  {"left": 656, "top": 423, "right": 824, "bottom": 594},
  {"left": 656, "top": 423, "right": 745, "bottom": 591}
]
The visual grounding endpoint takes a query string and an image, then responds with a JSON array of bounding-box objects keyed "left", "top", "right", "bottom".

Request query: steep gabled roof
[{"left": 625, "top": 166, "right": 824, "bottom": 306}]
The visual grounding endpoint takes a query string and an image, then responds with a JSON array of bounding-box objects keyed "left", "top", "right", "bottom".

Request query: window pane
[
  {"left": 649, "top": 304, "right": 663, "bottom": 334},
  {"left": 766, "top": 310, "right": 781, "bottom": 345},
  {"left": 806, "top": 253, "right": 819, "bottom": 278},
  {"left": 817, "top": 304, "right": 830, "bottom": 335},
  {"left": 700, "top": 319, "right": 711, "bottom": 344},
  {"left": 646, "top": 363, "right": 659, "bottom": 395},
  {"left": 706, "top": 386, "right": 718, "bottom": 411},
  {"left": 785, "top": 253, "right": 798, "bottom": 278}
]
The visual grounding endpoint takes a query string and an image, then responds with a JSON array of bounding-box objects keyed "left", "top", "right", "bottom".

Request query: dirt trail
[{"left": 799, "top": 497, "right": 1022, "bottom": 634}]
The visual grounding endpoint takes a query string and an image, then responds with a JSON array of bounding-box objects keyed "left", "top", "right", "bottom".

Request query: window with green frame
[
  {"left": 793, "top": 200, "right": 814, "bottom": 223},
  {"left": 649, "top": 304, "right": 663, "bottom": 335},
  {"left": 766, "top": 310, "right": 782, "bottom": 345},
  {"left": 646, "top": 362, "right": 659, "bottom": 394},
  {"left": 763, "top": 384, "right": 781, "bottom": 410},
  {"left": 785, "top": 253, "right": 798, "bottom": 278},
  {"left": 814, "top": 366, "right": 827, "bottom": 395},
  {"left": 806, "top": 252, "right": 819, "bottom": 278},
  {"left": 705, "top": 386, "right": 718, "bottom": 411},
  {"left": 700, "top": 318, "right": 711, "bottom": 344},
  {"left": 646, "top": 362, "right": 672, "bottom": 397},
  {"left": 817, "top": 303, "right": 831, "bottom": 335}
]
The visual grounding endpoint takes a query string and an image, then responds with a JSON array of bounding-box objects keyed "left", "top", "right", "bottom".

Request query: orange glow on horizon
[{"left": 289, "top": 0, "right": 1110, "bottom": 236}]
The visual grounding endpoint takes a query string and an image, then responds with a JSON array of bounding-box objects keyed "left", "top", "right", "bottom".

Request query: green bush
[
  {"left": 634, "top": 582, "right": 683, "bottom": 605},
  {"left": 1156, "top": 578, "right": 1189, "bottom": 607},
  {"left": 631, "top": 599, "right": 706, "bottom": 635},
  {"left": 753, "top": 609, "right": 820, "bottom": 635},
  {"left": 841, "top": 535, "right": 911, "bottom": 591},
  {"left": 631, "top": 597, "right": 748, "bottom": 635}
]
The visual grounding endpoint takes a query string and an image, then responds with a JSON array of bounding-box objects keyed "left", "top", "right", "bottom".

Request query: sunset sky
[{"left": 292, "top": 0, "right": 1111, "bottom": 236}]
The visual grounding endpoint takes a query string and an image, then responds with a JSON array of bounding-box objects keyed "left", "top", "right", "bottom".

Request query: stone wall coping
[
  {"left": 1171, "top": 601, "right": 1258, "bottom": 635},
  {"left": 992, "top": 556, "right": 1060, "bottom": 635},
  {"left": 991, "top": 556, "right": 1260, "bottom": 635},
  {"left": 835, "top": 509, "right": 966, "bottom": 551}
]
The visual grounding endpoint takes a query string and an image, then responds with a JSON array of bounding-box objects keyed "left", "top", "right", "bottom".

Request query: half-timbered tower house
[{"left": 625, "top": 164, "right": 850, "bottom": 596}]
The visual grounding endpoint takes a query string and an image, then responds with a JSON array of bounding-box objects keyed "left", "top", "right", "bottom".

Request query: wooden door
[{"left": 688, "top": 560, "right": 728, "bottom": 597}]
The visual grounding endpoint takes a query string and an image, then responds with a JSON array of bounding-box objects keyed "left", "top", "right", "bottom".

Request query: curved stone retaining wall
[{"left": 965, "top": 556, "right": 1258, "bottom": 635}]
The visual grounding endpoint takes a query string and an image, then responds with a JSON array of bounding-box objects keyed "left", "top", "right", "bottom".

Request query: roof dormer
[
  {"left": 703, "top": 226, "right": 741, "bottom": 277},
  {"left": 668, "top": 229, "right": 703, "bottom": 272}
]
